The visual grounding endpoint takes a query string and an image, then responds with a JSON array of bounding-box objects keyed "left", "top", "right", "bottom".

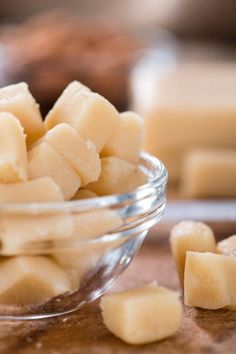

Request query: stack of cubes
[{"left": 0, "top": 80, "right": 146, "bottom": 305}]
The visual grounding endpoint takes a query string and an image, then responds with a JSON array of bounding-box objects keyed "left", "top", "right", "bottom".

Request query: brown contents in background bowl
[{"left": 0, "top": 11, "right": 143, "bottom": 114}]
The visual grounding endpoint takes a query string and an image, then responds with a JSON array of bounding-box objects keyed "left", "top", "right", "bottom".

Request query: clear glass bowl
[{"left": 0, "top": 151, "right": 167, "bottom": 320}]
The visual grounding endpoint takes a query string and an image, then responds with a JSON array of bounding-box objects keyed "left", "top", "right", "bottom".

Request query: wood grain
[{"left": 0, "top": 227, "right": 236, "bottom": 354}]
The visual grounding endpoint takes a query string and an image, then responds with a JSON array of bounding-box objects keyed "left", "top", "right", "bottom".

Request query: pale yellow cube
[
  {"left": 54, "top": 209, "right": 122, "bottom": 284},
  {"left": 0, "top": 212, "right": 74, "bottom": 254},
  {"left": 0, "top": 176, "right": 63, "bottom": 203},
  {"left": 133, "top": 63, "right": 236, "bottom": 183},
  {"left": 87, "top": 157, "right": 146, "bottom": 195},
  {"left": 73, "top": 189, "right": 97, "bottom": 200},
  {"left": 0, "top": 82, "right": 45, "bottom": 145},
  {"left": 0, "top": 178, "right": 72, "bottom": 254},
  {"left": 55, "top": 210, "right": 122, "bottom": 240},
  {"left": 45, "top": 81, "right": 120, "bottom": 152},
  {"left": 0, "top": 112, "right": 28, "bottom": 182},
  {"left": 54, "top": 249, "right": 101, "bottom": 287},
  {"left": 0, "top": 256, "right": 71, "bottom": 305},
  {"left": 72, "top": 209, "right": 122, "bottom": 239},
  {"left": 217, "top": 235, "right": 236, "bottom": 257},
  {"left": 102, "top": 111, "right": 144, "bottom": 164},
  {"left": 181, "top": 149, "right": 236, "bottom": 198},
  {"left": 54, "top": 250, "right": 98, "bottom": 270},
  {"left": 170, "top": 221, "right": 216, "bottom": 288},
  {"left": 28, "top": 142, "right": 81, "bottom": 200},
  {"left": 184, "top": 251, "right": 236, "bottom": 310},
  {"left": 100, "top": 283, "right": 182, "bottom": 345},
  {"left": 43, "top": 123, "right": 101, "bottom": 186},
  {"left": 142, "top": 109, "right": 236, "bottom": 183}
]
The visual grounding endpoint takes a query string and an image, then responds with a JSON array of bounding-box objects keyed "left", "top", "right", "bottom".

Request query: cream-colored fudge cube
[
  {"left": 0, "top": 176, "right": 63, "bottom": 203},
  {"left": 0, "top": 211, "right": 74, "bottom": 254},
  {"left": 73, "top": 189, "right": 97, "bottom": 200},
  {"left": 0, "top": 112, "right": 28, "bottom": 182},
  {"left": 0, "top": 177, "right": 63, "bottom": 203},
  {"left": 0, "top": 82, "right": 45, "bottom": 145},
  {"left": 132, "top": 63, "right": 236, "bottom": 183},
  {"left": 54, "top": 209, "right": 122, "bottom": 283},
  {"left": 170, "top": 221, "right": 216, "bottom": 288},
  {"left": 184, "top": 251, "right": 236, "bottom": 310},
  {"left": 142, "top": 109, "right": 236, "bottom": 183},
  {"left": 28, "top": 142, "right": 81, "bottom": 200},
  {"left": 181, "top": 149, "right": 236, "bottom": 198},
  {"left": 0, "top": 256, "right": 71, "bottom": 305},
  {"left": 72, "top": 209, "right": 122, "bottom": 240},
  {"left": 87, "top": 157, "right": 146, "bottom": 195},
  {"left": 100, "top": 283, "right": 182, "bottom": 345},
  {"left": 45, "top": 81, "right": 120, "bottom": 152},
  {"left": 54, "top": 249, "right": 98, "bottom": 269},
  {"left": 43, "top": 123, "right": 101, "bottom": 186},
  {"left": 54, "top": 209, "right": 122, "bottom": 243},
  {"left": 0, "top": 179, "right": 72, "bottom": 254},
  {"left": 217, "top": 235, "right": 236, "bottom": 257},
  {"left": 54, "top": 249, "right": 101, "bottom": 286},
  {"left": 102, "top": 111, "right": 144, "bottom": 164}
]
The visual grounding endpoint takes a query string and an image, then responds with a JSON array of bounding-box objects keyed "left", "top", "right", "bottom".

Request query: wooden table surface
[{"left": 0, "top": 225, "right": 236, "bottom": 354}]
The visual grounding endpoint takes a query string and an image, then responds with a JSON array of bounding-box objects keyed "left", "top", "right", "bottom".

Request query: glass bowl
[{"left": 0, "top": 151, "right": 167, "bottom": 320}]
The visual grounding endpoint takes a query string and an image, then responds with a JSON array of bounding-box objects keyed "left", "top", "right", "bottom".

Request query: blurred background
[{"left": 0, "top": 0, "right": 236, "bottom": 200}]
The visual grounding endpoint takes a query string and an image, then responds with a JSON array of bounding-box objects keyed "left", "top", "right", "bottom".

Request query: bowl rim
[{"left": 0, "top": 151, "right": 168, "bottom": 213}]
